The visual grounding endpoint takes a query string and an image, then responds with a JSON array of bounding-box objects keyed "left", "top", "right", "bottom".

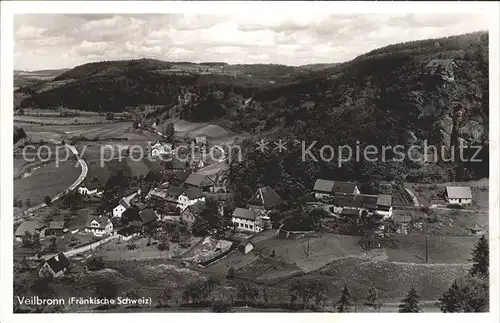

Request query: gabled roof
[
  {"left": 333, "top": 182, "right": 359, "bottom": 194},
  {"left": 183, "top": 201, "right": 207, "bottom": 215},
  {"left": 195, "top": 136, "right": 207, "bottom": 144},
  {"left": 15, "top": 221, "right": 44, "bottom": 236},
  {"left": 215, "top": 239, "right": 233, "bottom": 251},
  {"left": 446, "top": 186, "right": 472, "bottom": 199},
  {"left": 185, "top": 173, "right": 213, "bottom": 187},
  {"left": 85, "top": 216, "right": 110, "bottom": 229},
  {"left": 183, "top": 187, "right": 204, "bottom": 200},
  {"left": 166, "top": 185, "right": 185, "bottom": 199},
  {"left": 334, "top": 194, "right": 378, "bottom": 209},
  {"left": 425, "top": 58, "right": 455, "bottom": 68},
  {"left": 239, "top": 239, "right": 253, "bottom": 247},
  {"left": 49, "top": 221, "right": 65, "bottom": 230},
  {"left": 167, "top": 156, "right": 188, "bottom": 170},
  {"left": 341, "top": 208, "right": 360, "bottom": 216},
  {"left": 313, "top": 179, "right": 335, "bottom": 193},
  {"left": 376, "top": 194, "right": 392, "bottom": 207},
  {"left": 120, "top": 192, "right": 137, "bottom": 208},
  {"left": 45, "top": 253, "right": 70, "bottom": 273},
  {"left": 232, "top": 207, "right": 258, "bottom": 221},
  {"left": 166, "top": 169, "right": 188, "bottom": 182},
  {"left": 139, "top": 209, "right": 157, "bottom": 224},
  {"left": 247, "top": 186, "right": 282, "bottom": 209},
  {"left": 122, "top": 207, "right": 141, "bottom": 222}
]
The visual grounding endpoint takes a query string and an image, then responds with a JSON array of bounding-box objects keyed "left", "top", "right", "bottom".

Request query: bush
[
  {"left": 86, "top": 255, "right": 105, "bottom": 271},
  {"left": 158, "top": 242, "right": 169, "bottom": 251},
  {"left": 127, "top": 243, "right": 137, "bottom": 250}
]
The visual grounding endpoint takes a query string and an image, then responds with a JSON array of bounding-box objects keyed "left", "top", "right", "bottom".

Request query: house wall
[
  {"left": 177, "top": 195, "right": 205, "bottom": 211},
  {"left": 232, "top": 217, "right": 261, "bottom": 232},
  {"left": 447, "top": 198, "right": 472, "bottom": 205},
  {"left": 375, "top": 206, "right": 393, "bottom": 219},
  {"left": 244, "top": 244, "right": 253, "bottom": 254},
  {"left": 113, "top": 205, "right": 127, "bottom": 218},
  {"left": 314, "top": 192, "right": 331, "bottom": 199}
]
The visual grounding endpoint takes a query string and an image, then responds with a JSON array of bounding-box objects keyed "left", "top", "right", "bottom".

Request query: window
[
  {"left": 249, "top": 225, "right": 253, "bottom": 230},
  {"left": 245, "top": 224, "right": 248, "bottom": 228}
]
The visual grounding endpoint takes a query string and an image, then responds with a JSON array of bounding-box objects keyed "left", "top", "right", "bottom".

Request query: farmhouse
[
  {"left": 313, "top": 179, "right": 335, "bottom": 199},
  {"left": 77, "top": 180, "right": 101, "bottom": 196},
  {"left": 113, "top": 192, "right": 137, "bottom": 218},
  {"left": 178, "top": 187, "right": 205, "bottom": 211},
  {"left": 333, "top": 181, "right": 361, "bottom": 196},
  {"left": 375, "top": 194, "right": 393, "bottom": 218},
  {"left": 184, "top": 173, "right": 215, "bottom": 192},
  {"left": 164, "top": 169, "right": 188, "bottom": 186},
  {"left": 48, "top": 221, "right": 65, "bottom": 236},
  {"left": 247, "top": 186, "right": 283, "bottom": 212},
  {"left": 181, "top": 201, "right": 207, "bottom": 228},
  {"left": 139, "top": 209, "right": 159, "bottom": 226},
  {"left": 332, "top": 194, "right": 378, "bottom": 214},
  {"left": 151, "top": 141, "right": 172, "bottom": 157},
  {"left": 215, "top": 239, "right": 233, "bottom": 253},
  {"left": 38, "top": 253, "right": 70, "bottom": 278},
  {"left": 84, "top": 216, "right": 113, "bottom": 236},
  {"left": 232, "top": 207, "right": 263, "bottom": 233},
  {"left": 238, "top": 239, "right": 254, "bottom": 254},
  {"left": 445, "top": 186, "right": 473, "bottom": 206},
  {"left": 15, "top": 221, "right": 45, "bottom": 242}
]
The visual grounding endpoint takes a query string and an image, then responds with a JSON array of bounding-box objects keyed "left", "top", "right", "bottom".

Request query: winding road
[{"left": 23, "top": 142, "right": 88, "bottom": 215}]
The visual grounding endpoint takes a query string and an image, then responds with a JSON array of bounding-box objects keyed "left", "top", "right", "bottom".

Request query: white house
[
  {"left": 313, "top": 179, "right": 335, "bottom": 199},
  {"left": 374, "top": 194, "right": 393, "bottom": 219},
  {"left": 85, "top": 216, "right": 113, "bottom": 236},
  {"left": 151, "top": 141, "right": 173, "bottom": 157},
  {"left": 38, "top": 253, "right": 70, "bottom": 278},
  {"left": 77, "top": 180, "right": 102, "bottom": 196},
  {"left": 232, "top": 208, "right": 262, "bottom": 233},
  {"left": 445, "top": 186, "right": 473, "bottom": 206},
  {"left": 238, "top": 240, "right": 254, "bottom": 254},
  {"left": 112, "top": 192, "right": 137, "bottom": 218},
  {"left": 177, "top": 187, "right": 205, "bottom": 211}
]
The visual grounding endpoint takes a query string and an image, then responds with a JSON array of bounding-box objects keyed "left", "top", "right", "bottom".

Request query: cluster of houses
[{"left": 313, "top": 179, "right": 393, "bottom": 219}]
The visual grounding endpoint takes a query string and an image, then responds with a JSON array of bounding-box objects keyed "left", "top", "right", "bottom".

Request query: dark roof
[
  {"left": 313, "top": 179, "right": 335, "bottom": 193},
  {"left": 122, "top": 207, "right": 141, "bottom": 222},
  {"left": 85, "top": 216, "right": 110, "bottom": 229},
  {"left": 334, "top": 194, "right": 378, "bottom": 209},
  {"left": 45, "top": 253, "right": 70, "bottom": 273},
  {"left": 166, "top": 186, "right": 185, "bottom": 198},
  {"left": 239, "top": 239, "right": 253, "bottom": 247},
  {"left": 341, "top": 208, "right": 360, "bottom": 216},
  {"left": 446, "top": 186, "right": 472, "bottom": 199},
  {"left": 167, "top": 156, "right": 188, "bottom": 170},
  {"left": 333, "top": 182, "right": 359, "bottom": 194},
  {"left": 166, "top": 170, "right": 188, "bottom": 182},
  {"left": 232, "top": 207, "right": 258, "bottom": 221},
  {"left": 15, "top": 221, "right": 44, "bottom": 236},
  {"left": 185, "top": 173, "right": 213, "bottom": 187},
  {"left": 247, "top": 186, "right": 282, "bottom": 209},
  {"left": 425, "top": 58, "right": 455, "bottom": 68},
  {"left": 129, "top": 220, "right": 143, "bottom": 228},
  {"left": 49, "top": 221, "right": 65, "bottom": 230},
  {"left": 376, "top": 194, "right": 392, "bottom": 207},
  {"left": 139, "top": 209, "right": 157, "bottom": 224},
  {"left": 183, "top": 187, "right": 204, "bottom": 199},
  {"left": 183, "top": 201, "right": 207, "bottom": 215}
]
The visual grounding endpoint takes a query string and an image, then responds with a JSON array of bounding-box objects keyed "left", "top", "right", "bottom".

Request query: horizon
[{"left": 14, "top": 13, "right": 488, "bottom": 71}]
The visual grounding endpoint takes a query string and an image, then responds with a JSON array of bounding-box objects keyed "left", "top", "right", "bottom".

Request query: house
[
  {"left": 375, "top": 194, "right": 393, "bottom": 219},
  {"left": 184, "top": 173, "right": 215, "bottom": 192},
  {"left": 166, "top": 156, "right": 188, "bottom": 170},
  {"left": 332, "top": 194, "right": 378, "bottom": 214},
  {"left": 164, "top": 170, "right": 188, "bottom": 186},
  {"left": 332, "top": 181, "right": 360, "bottom": 196},
  {"left": 181, "top": 201, "right": 207, "bottom": 228},
  {"left": 215, "top": 239, "right": 233, "bottom": 253},
  {"left": 15, "top": 221, "right": 45, "bottom": 242},
  {"left": 239, "top": 239, "right": 254, "bottom": 254},
  {"left": 164, "top": 186, "right": 185, "bottom": 204},
  {"left": 112, "top": 192, "right": 137, "bottom": 218},
  {"left": 313, "top": 179, "right": 335, "bottom": 199},
  {"left": 445, "top": 186, "right": 473, "bottom": 206},
  {"left": 77, "top": 180, "right": 101, "bottom": 196},
  {"left": 247, "top": 186, "right": 283, "bottom": 212},
  {"left": 425, "top": 58, "right": 456, "bottom": 81},
  {"left": 121, "top": 207, "right": 141, "bottom": 224},
  {"left": 178, "top": 187, "right": 206, "bottom": 211},
  {"left": 38, "top": 253, "right": 70, "bottom": 278},
  {"left": 151, "top": 141, "right": 173, "bottom": 157},
  {"left": 232, "top": 207, "right": 262, "bottom": 233},
  {"left": 194, "top": 136, "right": 207, "bottom": 147},
  {"left": 48, "top": 221, "right": 65, "bottom": 236},
  {"left": 139, "top": 209, "right": 159, "bottom": 226},
  {"left": 84, "top": 216, "right": 113, "bottom": 236}
]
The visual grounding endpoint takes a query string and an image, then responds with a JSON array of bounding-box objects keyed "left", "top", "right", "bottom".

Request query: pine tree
[
  {"left": 470, "top": 235, "right": 488, "bottom": 277},
  {"left": 438, "top": 280, "right": 463, "bottom": 312},
  {"left": 398, "top": 285, "right": 422, "bottom": 313},
  {"left": 365, "top": 286, "right": 381, "bottom": 311},
  {"left": 336, "top": 284, "right": 353, "bottom": 312}
]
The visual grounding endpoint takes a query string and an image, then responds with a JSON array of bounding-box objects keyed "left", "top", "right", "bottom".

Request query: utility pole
[{"left": 425, "top": 235, "right": 428, "bottom": 263}]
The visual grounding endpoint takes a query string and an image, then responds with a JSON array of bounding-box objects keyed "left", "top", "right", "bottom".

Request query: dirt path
[{"left": 404, "top": 187, "right": 421, "bottom": 207}]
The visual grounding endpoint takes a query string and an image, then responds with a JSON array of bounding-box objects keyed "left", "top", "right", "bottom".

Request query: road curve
[{"left": 23, "top": 142, "right": 88, "bottom": 215}]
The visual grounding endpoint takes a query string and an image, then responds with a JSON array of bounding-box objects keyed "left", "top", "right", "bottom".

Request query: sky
[{"left": 14, "top": 13, "right": 488, "bottom": 71}]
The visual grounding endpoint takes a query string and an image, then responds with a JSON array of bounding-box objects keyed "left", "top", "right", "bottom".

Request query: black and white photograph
[{"left": 1, "top": 1, "right": 499, "bottom": 320}]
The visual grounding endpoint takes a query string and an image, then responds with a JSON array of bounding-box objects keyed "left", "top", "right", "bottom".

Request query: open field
[
  {"left": 166, "top": 118, "right": 238, "bottom": 144},
  {"left": 13, "top": 159, "right": 80, "bottom": 204},
  {"left": 14, "top": 115, "right": 119, "bottom": 125}
]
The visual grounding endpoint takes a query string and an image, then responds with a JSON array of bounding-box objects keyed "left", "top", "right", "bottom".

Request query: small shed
[{"left": 238, "top": 239, "right": 254, "bottom": 254}]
